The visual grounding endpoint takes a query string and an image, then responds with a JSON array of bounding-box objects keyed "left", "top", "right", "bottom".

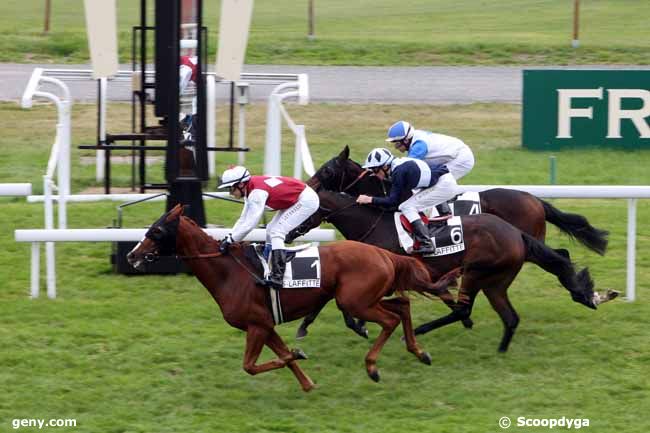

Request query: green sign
[{"left": 522, "top": 70, "right": 650, "bottom": 149}]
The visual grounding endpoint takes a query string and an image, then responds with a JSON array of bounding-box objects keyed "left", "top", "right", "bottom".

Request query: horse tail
[
  {"left": 521, "top": 232, "right": 596, "bottom": 310},
  {"left": 386, "top": 253, "right": 459, "bottom": 300},
  {"left": 387, "top": 253, "right": 436, "bottom": 296},
  {"left": 540, "top": 199, "right": 609, "bottom": 255}
]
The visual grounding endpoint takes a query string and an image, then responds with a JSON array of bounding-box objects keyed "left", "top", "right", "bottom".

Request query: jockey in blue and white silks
[
  {"left": 356, "top": 148, "right": 458, "bottom": 254},
  {"left": 386, "top": 120, "right": 475, "bottom": 181}
]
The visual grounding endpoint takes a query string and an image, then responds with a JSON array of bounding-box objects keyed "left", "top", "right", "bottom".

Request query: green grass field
[
  {"left": 1, "top": 0, "right": 649, "bottom": 65},
  {"left": 1, "top": 101, "right": 649, "bottom": 432}
]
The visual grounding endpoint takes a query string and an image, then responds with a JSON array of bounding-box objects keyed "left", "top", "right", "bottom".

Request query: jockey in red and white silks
[{"left": 217, "top": 166, "right": 320, "bottom": 289}]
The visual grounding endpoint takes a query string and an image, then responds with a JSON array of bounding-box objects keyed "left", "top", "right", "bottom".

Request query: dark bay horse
[
  {"left": 126, "top": 205, "right": 458, "bottom": 390},
  {"left": 310, "top": 146, "right": 608, "bottom": 255},
  {"left": 288, "top": 191, "right": 617, "bottom": 352}
]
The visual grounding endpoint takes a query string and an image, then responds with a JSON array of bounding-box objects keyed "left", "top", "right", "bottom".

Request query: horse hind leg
[
  {"left": 345, "top": 302, "right": 401, "bottom": 382},
  {"left": 479, "top": 271, "right": 520, "bottom": 353},
  {"left": 381, "top": 297, "right": 432, "bottom": 365}
]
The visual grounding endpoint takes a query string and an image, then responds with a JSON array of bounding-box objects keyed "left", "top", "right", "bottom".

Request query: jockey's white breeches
[
  {"left": 442, "top": 147, "right": 475, "bottom": 181},
  {"left": 398, "top": 173, "right": 459, "bottom": 222},
  {"left": 267, "top": 186, "right": 320, "bottom": 250}
]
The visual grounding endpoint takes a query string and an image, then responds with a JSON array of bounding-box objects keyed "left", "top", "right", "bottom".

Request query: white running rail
[
  {"left": 15, "top": 227, "right": 336, "bottom": 299},
  {"left": 456, "top": 185, "right": 650, "bottom": 302}
]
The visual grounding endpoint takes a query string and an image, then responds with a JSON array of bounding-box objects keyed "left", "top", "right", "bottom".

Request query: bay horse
[
  {"left": 287, "top": 191, "right": 617, "bottom": 352},
  {"left": 310, "top": 146, "right": 608, "bottom": 255},
  {"left": 126, "top": 205, "right": 458, "bottom": 391}
]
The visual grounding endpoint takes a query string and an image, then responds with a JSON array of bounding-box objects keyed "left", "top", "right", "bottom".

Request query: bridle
[{"left": 141, "top": 224, "right": 267, "bottom": 285}]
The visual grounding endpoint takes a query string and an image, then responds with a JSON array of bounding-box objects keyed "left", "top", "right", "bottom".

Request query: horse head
[
  {"left": 126, "top": 204, "right": 185, "bottom": 270},
  {"left": 309, "top": 146, "right": 389, "bottom": 197}
]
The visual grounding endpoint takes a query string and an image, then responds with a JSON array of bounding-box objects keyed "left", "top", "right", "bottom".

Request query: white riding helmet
[
  {"left": 218, "top": 165, "right": 251, "bottom": 189},
  {"left": 386, "top": 120, "right": 414, "bottom": 142},
  {"left": 363, "top": 147, "right": 395, "bottom": 169}
]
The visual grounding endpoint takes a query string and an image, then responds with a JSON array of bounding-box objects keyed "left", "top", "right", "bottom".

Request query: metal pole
[
  {"left": 307, "top": 0, "right": 315, "bottom": 40},
  {"left": 31, "top": 242, "right": 40, "bottom": 298},
  {"left": 549, "top": 156, "right": 557, "bottom": 184},
  {"left": 207, "top": 75, "right": 216, "bottom": 177},
  {"left": 238, "top": 103, "right": 246, "bottom": 165},
  {"left": 572, "top": 0, "right": 580, "bottom": 48},
  {"left": 626, "top": 198, "right": 637, "bottom": 301},
  {"left": 44, "top": 0, "right": 51, "bottom": 34},
  {"left": 96, "top": 78, "right": 107, "bottom": 182}
]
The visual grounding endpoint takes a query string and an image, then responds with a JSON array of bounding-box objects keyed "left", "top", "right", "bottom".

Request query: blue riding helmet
[{"left": 386, "top": 121, "right": 414, "bottom": 144}]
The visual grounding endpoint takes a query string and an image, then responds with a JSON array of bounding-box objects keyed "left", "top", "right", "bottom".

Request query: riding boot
[
  {"left": 435, "top": 202, "right": 452, "bottom": 217},
  {"left": 411, "top": 220, "right": 435, "bottom": 255},
  {"left": 265, "top": 249, "right": 287, "bottom": 289}
]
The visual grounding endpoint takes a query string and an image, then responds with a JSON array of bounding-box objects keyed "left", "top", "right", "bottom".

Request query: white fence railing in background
[
  {"left": 26, "top": 68, "right": 309, "bottom": 182},
  {"left": 15, "top": 228, "right": 336, "bottom": 299},
  {"left": 22, "top": 68, "right": 72, "bottom": 229},
  {"left": 0, "top": 183, "right": 32, "bottom": 196},
  {"left": 264, "top": 75, "right": 315, "bottom": 179},
  {"left": 457, "top": 185, "right": 650, "bottom": 302}
]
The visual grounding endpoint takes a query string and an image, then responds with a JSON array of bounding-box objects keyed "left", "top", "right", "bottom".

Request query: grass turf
[
  {"left": 0, "top": 101, "right": 649, "bottom": 432},
  {"left": 0, "top": 0, "right": 649, "bottom": 65}
]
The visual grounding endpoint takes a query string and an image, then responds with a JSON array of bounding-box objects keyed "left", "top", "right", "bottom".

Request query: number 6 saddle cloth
[{"left": 394, "top": 214, "right": 466, "bottom": 257}]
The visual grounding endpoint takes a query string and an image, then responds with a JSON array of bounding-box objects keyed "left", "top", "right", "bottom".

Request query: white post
[
  {"left": 30, "top": 242, "right": 40, "bottom": 298},
  {"left": 206, "top": 75, "right": 216, "bottom": 178},
  {"left": 96, "top": 77, "right": 107, "bottom": 181},
  {"left": 264, "top": 94, "right": 282, "bottom": 176},
  {"left": 293, "top": 125, "right": 304, "bottom": 179},
  {"left": 43, "top": 176, "right": 57, "bottom": 299},
  {"left": 238, "top": 102, "right": 246, "bottom": 166},
  {"left": 626, "top": 198, "right": 637, "bottom": 301},
  {"left": 57, "top": 101, "right": 71, "bottom": 229}
]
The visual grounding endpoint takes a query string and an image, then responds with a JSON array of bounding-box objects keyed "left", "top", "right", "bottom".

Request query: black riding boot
[
  {"left": 266, "top": 249, "right": 287, "bottom": 289},
  {"left": 411, "top": 220, "right": 435, "bottom": 255},
  {"left": 435, "top": 202, "right": 452, "bottom": 217}
]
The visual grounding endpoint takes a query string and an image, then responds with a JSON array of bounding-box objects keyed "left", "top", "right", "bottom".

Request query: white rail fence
[
  {"left": 15, "top": 228, "right": 336, "bottom": 299},
  {"left": 457, "top": 185, "right": 650, "bottom": 302},
  {"left": 0, "top": 184, "right": 32, "bottom": 196}
]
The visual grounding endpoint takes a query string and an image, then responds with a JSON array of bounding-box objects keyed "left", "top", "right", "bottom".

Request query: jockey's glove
[{"left": 219, "top": 234, "right": 234, "bottom": 254}]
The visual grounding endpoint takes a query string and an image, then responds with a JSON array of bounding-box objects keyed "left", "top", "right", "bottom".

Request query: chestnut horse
[
  {"left": 310, "top": 146, "right": 608, "bottom": 255},
  {"left": 126, "top": 205, "right": 457, "bottom": 391},
  {"left": 288, "top": 191, "right": 617, "bottom": 352}
]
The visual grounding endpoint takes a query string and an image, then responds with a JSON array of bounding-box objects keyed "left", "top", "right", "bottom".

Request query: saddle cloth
[
  {"left": 254, "top": 244, "right": 321, "bottom": 325},
  {"left": 428, "top": 191, "right": 482, "bottom": 217},
  {"left": 394, "top": 214, "right": 466, "bottom": 256}
]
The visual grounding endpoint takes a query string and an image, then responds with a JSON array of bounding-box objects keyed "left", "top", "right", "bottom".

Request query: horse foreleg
[
  {"left": 340, "top": 309, "right": 369, "bottom": 339},
  {"left": 266, "top": 330, "right": 315, "bottom": 392},
  {"left": 414, "top": 286, "right": 479, "bottom": 336},
  {"left": 295, "top": 303, "right": 326, "bottom": 339},
  {"left": 242, "top": 326, "right": 284, "bottom": 375},
  {"left": 380, "top": 297, "right": 431, "bottom": 365}
]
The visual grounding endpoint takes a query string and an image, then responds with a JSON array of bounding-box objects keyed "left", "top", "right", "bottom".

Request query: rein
[
  {"left": 320, "top": 197, "right": 386, "bottom": 243},
  {"left": 148, "top": 249, "right": 267, "bottom": 286}
]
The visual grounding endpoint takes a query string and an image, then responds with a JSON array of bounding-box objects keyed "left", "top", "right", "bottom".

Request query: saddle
[{"left": 399, "top": 213, "right": 452, "bottom": 236}]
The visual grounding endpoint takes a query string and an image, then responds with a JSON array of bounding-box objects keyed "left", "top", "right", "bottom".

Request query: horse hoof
[
  {"left": 462, "top": 318, "right": 474, "bottom": 329},
  {"left": 295, "top": 328, "right": 308, "bottom": 340},
  {"left": 292, "top": 348, "right": 308, "bottom": 360},
  {"left": 419, "top": 352, "right": 432, "bottom": 365},
  {"left": 357, "top": 327, "right": 369, "bottom": 339},
  {"left": 367, "top": 368, "right": 380, "bottom": 383},
  {"left": 301, "top": 379, "right": 316, "bottom": 392}
]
